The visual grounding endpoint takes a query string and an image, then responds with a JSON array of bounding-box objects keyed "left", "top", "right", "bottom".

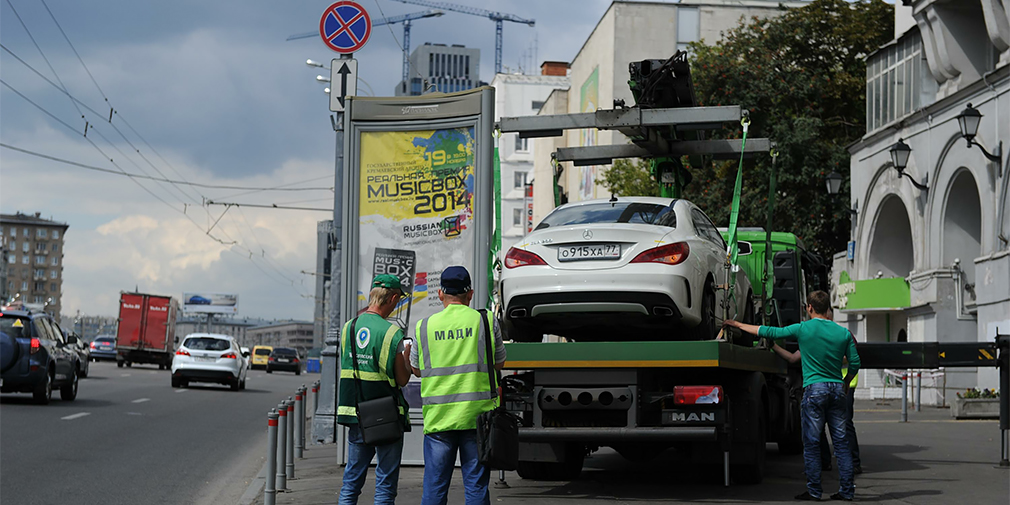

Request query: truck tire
[
  {"left": 730, "top": 381, "right": 766, "bottom": 485},
  {"left": 60, "top": 368, "right": 78, "bottom": 401},
  {"left": 516, "top": 444, "right": 584, "bottom": 481},
  {"left": 34, "top": 368, "right": 53, "bottom": 405}
]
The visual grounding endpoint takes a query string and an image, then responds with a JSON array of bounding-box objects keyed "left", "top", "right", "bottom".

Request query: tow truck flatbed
[{"left": 503, "top": 340, "right": 786, "bottom": 374}]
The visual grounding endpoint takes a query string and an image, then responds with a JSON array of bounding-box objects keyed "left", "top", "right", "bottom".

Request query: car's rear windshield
[
  {"left": 95, "top": 337, "right": 115, "bottom": 343},
  {"left": 183, "top": 337, "right": 230, "bottom": 351},
  {"left": 0, "top": 315, "right": 32, "bottom": 339},
  {"left": 255, "top": 348, "right": 272, "bottom": 356},
  {"left": 272, "top": 348, "right": 297, "bottom": 356},
  {"left": 536, "top": 202, "right": 676, "bottom": 230}
]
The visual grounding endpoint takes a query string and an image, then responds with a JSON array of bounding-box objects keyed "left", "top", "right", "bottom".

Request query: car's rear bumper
[
  {"left": 1, "top": 367, "right": 48, "bottom": 393},
  {"left": 267, "top": 362, "right": 301, "bottom": 372},
  {"left": 91, "top": 350, "right": 116, "bottom": 360},
  {"left": 172, "top": 368, "right": 238, "bottom": 384}
]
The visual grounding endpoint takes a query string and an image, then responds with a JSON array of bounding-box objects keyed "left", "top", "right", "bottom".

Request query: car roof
[
  {"left": 553, "top": 197, "right": 678, "bottom": 211},
  {"left": 271, "top": 347, "right": 297, "bottom": 353},
  {"left": 183, "top": 333, "right": 234, "bottom": 341}
]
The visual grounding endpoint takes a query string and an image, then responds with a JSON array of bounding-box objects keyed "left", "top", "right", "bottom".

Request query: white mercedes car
[
  {"left": 171, "top": 333, "right": 249, "bottom": 390},
  {"left": 500, "top": 197, "right": 754, "bottom": 342}
]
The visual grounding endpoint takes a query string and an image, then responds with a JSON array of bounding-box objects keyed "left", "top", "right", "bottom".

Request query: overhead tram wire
[
  {"left": 224, "top": 210, "right": 307, "bottom": 291},
  {"left": 0, "top": 143, "right": 332, "bottom": 192},
  {"left": 214, "top": 175, "right": 334, "bottom": 200},
  {"left": 35, "top": 0, "right": 208, "bottom": 205},
  {"left": 370, "top": 0, "right": 426, "bottom": 83}
]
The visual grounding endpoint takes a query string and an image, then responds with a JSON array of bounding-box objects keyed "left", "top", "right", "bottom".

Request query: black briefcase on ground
[
  {"left": 474, "top": 310, "right": 520, "bottom": 470},
  {"left": 348, "top": 317, "right": 403, "bottom": 446}
]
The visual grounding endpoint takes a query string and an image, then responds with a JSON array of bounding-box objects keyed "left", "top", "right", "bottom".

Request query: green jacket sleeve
[
  {"left": 845, "top": 333, "right": 860, "bottom": 376},
  {"left": 758, "top": 323, "right": 802, "bottom": 340}
]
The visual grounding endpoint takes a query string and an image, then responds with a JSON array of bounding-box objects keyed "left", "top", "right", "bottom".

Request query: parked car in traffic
[
  {"left": 250, "top": 345, "right": 272, "bottom": 370},
  {"left": 90, "top": 335, "right": 117, "bottom": 361},
  {"left": 64, "top": 329, "right": 90, "bottom": 378},
  {"left": 500, "top": 197, "right": 754, "bottom": 342},
  {"left": 266, "top": 347, "right": 301, "bottom": 375},
  {"left": 170, "top": 333, "right": 249, "bottom": 390},
  {"left": 1, "top": 309, "right": 80, "bottom": 404}
]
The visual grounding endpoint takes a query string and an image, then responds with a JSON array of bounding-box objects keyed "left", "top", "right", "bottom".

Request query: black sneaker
[
  {"left": 795, "top": 491, "right": 821, "bottom": 501},
  {"left": 830, "top": 493, "right": 853, "bottom": 501},
  {"left": 853, "top": 466, "right": 863, "bottom": 475},
  {"left": 822, "top": 463, "right": 833, "bottom": 471}
]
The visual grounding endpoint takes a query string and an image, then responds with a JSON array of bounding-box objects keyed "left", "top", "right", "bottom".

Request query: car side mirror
[
  {"left": 242, "top": 351, "right": 250, "bottom": 358},
  {"left": 67, "top": 335, "right": 78, "bottom": 344},
  {"left": 737, "top": 241, "right": 753, "bottom": 256}
]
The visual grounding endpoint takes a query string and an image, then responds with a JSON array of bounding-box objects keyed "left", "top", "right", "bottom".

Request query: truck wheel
[
  {"left": 60, "top": 368, "right": 79, "bottom": 401},
  {"left": 34, "top": 369, "right": 53, "bottom": 405},
  {"left": 732, "top": 395, "right": 766, "bottom": 484},
  {"left": 692, "top": 279, "right": 717, "bottom": 340}
]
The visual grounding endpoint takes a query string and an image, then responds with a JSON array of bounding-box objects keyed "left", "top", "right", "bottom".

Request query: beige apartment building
[{"left": 1, "top": 212, "right": 68, "bottom": 316}]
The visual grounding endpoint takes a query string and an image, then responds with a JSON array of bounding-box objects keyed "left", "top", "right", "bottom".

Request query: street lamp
[
  {"left": 316, "top": 75, "right": 330, "bottom": 83},
  {"left": 956, "top": 103, "right": 1003, "bottom": 172},
  {"left": 825, "top": 171, "right": 843, "bottom": 195},
  {"left": 889, "top": 138, "right": 928, "bottom": 191},
  {"left": 306, "top": 59, "right": 325, "bottom": 68}
]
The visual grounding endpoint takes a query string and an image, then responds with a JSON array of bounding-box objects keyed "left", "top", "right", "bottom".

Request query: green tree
[
  {"left": 599, "top": 0, "right": 892, "bottom": 259},
  {"left": 597, "top": 158, "right": 659, "bottom": 198}
]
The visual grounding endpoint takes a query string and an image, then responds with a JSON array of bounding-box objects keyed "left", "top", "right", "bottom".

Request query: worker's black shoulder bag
[
  {"left": 348, "top": 317, "right": 403, "bottom": 446},
  {"left": 475, "top": 309, "right": 520, "bottom": 470}
]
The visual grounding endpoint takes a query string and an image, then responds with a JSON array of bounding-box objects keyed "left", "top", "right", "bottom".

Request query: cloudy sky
[{"left": 0, "top": 0, "right": 614, "bottom": 320}]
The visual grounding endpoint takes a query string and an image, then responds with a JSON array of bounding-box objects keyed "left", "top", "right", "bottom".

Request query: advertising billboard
[
  {"left": 342, "top": 88, "right": 494, "bottom": 336},
  {"left": 182, "top": 292, "right": 239, "bottom": 314}
]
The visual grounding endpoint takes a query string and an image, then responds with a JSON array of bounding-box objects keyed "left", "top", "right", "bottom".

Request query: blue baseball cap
[{"left": 440, "top": 266, "right": 472, "bottom": 295}]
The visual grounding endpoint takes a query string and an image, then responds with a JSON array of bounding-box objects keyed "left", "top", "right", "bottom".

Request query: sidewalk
[{"left": 244, "top": 401, "right": 1009, "bottom": 504}]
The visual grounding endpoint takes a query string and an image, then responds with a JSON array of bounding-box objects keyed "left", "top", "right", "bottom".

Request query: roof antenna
[{"left": 609, "top": 193, "right": 618, "bottom": 206}]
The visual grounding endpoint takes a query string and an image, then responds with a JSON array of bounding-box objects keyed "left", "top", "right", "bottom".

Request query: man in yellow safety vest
[{"left": 406, "top": 266, "right": 506, "bottom": 505}]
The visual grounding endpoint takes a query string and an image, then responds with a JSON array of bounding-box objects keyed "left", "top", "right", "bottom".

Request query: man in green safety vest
[
  {"left": 407, "top": 265, "right": 507, "bottom": 505},
  {"left": 337, "top": 274, "right": 413, "bottom": 505}
]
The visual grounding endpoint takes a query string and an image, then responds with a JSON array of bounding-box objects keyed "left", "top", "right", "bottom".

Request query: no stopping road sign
[{"left": 319, "top": 1, "right": 371, "bottom": 54}]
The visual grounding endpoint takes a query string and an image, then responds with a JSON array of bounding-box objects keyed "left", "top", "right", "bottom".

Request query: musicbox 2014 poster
[{"left": 357, "top": 127, "right": 476, "bottom": 334}]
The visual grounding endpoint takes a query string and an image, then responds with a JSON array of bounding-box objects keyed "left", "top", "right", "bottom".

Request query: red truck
[{"left": 116, "top": 292, "right": 178, "bottom": 370}]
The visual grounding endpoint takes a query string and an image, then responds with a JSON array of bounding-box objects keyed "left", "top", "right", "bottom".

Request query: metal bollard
[
  {"left": 295, "top": 387, "right": 305, "bottom": 458},
  {"left": 286, "top": 398, "right": 296, "bottom": 479},
  {"left": 901, "top": 370, "right": 909, "bottom": 423},
  {"left": 265, "top": 409, "right": 278, "bottom": 505},
  {"left": 299, "top": 385, "right": 307, "bottom": 452},
  {"left": 915, "top": 371, "right": 922, "bottom": 412},
  {"left": 276, "top": 402, "right": 288, "bottom": 490},
  {"left": 312, "top": 380, "right": 320, "bottom": 419}
]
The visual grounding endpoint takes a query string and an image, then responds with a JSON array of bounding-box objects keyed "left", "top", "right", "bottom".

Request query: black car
[
  {"left": 1, "top": 309, "right": 80, "bottom": 404},
  {"left": 266, "top": 347, "right": 301, "bottom": 375},
  {"left": 63, "top": 329, "right": 90, "bottom": 378}
]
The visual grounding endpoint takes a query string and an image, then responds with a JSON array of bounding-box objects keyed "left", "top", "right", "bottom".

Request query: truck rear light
[
  {"left": 175, "top": 349, "right": 191, "bottom": 356},
  {"left": 221, "top": 353, "right": 237, "bottom": 359},
  {"left": 30, "top": 338, "right": 40, "bottom": 354},
  {"left": 504, "top": 247, "right": 546, "bottom": 268},
  {"left": 631, "top": 242, "right": 690, "bottom": 265},
  {"left": 673, "top": 385, "right": 722, "bottom": 405}
]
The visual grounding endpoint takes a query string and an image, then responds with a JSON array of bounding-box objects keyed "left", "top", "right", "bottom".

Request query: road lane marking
[
  {"left": 121, "top": 373, "right": 131, "bottom": 377},
  {"left": 131, "top": 398, "right": 150, "bottom": 403},
  {"left": 175, "top": 389, "right": 188, "bottom": 393},
  {"left": 62, "top": 412, "right": 90, "bottom": 420},
  {"left": 126, "top": 412, "right": 143, "bottom": 416}
]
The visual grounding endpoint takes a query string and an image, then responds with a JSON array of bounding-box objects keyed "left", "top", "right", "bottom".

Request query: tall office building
[
  {"left": 0, "top": 212, "right": 69, "bottom": 315},
  {"left": 394, "top": 43, "right": 483, "bottom": 96}
]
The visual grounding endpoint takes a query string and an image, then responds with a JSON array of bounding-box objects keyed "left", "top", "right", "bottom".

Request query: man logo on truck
[{"left": 671, "top": 412, "right": 716, "bottom": 422}]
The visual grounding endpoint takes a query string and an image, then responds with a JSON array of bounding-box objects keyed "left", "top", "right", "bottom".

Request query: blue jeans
[
  {"left": 422, "top": 430, "right": 489, "bottom": 505},
  {"left": 819, "top": 388, "right": 861, "bottom": 468},
  {"left": 801, "top": 382, "right": 854, "bottom": 499},
  {"left": 339, "top": 425, "right": 404, "bottom": 505}
]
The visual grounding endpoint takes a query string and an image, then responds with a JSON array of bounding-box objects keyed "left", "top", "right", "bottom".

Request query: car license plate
[
  {"left": 278, "top": 358, "right": 290, "bottom": 363},
  {"left": 196, "top": 356, "right": 215, "bottom": 362},
  {"left": 557, "top": 244, "right": 620, "bottom": 262}
]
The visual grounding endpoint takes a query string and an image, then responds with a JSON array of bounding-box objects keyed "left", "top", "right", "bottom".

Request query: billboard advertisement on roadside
[{"left": 182, "top": 292, "right": 239, "bottom": 314}]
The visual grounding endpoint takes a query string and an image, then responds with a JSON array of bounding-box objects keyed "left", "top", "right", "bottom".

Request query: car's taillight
[
  {"left": 673, "top": 385, "right": 723, "bottom": 405},
  {"left": 30, "top": 338, "right": 41, "bottom": 354},
  {"left": 504, "top": 247, "right": 546, "bottom": 268},
  {"left": 293, "top": 358, "right": 299, "bottom": 363},
  {"left": 221, "top": 353, "right": 237, "bottom": 359},
  {"left": 175, "top": 349, "right": 190, "bottom": 356},
  {"left": 90, "top": 342, "right": 97, "bottom": 349},
  {"left": 630, "top": 242, "right": 690, "bottom": 265},
  {"left": 269, "top": 357, "right": 275, "bottom": 361}
]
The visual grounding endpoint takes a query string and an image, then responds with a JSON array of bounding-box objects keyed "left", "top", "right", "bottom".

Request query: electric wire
[
  {"left": 0, "top": 143, "right": 332, "bottom": 192},
  {"left": 370, "top": 0, "right": 425, "bottom": 81}
]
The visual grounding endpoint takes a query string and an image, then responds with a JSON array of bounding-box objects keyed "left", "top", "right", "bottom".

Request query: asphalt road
[{"left": 0, "top": 360, "right": 311, "bottom": 505}]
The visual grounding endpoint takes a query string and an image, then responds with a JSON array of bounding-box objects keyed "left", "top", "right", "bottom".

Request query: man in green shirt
[
  {"left": 337, "top": 274, "right": 413, "bottom": 505},
  {"left": 725, "top": 290, "right": 859, "bottom": 501}
]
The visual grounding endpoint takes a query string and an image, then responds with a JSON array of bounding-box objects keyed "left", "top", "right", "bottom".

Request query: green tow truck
[{"left": 495, "top": 53, "right": 826, "bottom": 484}]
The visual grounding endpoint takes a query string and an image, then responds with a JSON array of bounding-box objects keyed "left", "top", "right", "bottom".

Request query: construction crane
[
  {"left": 393, "top": 0, "right": 535, "bottom": 74},
  {"left": 286, "top": 9, "right": 445, "bottom": 85}
]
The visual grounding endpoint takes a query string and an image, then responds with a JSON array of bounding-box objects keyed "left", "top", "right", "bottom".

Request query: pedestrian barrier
[{"left": 262, "top": 385, "right": 318, "bottom": 502}]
